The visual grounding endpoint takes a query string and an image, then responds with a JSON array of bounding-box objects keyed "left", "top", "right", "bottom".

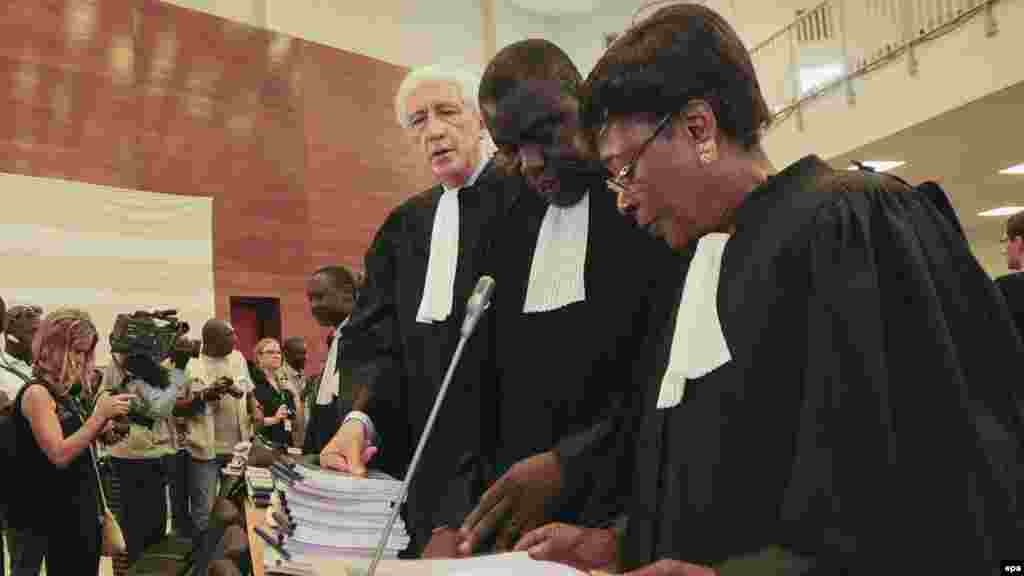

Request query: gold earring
[{"left": 697, "top": 139, "right": 718, "bottom": 165}]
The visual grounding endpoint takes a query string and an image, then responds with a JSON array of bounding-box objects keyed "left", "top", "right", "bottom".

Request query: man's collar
[
  {"left": 441, "top": 153, "right": 492, "bottom": 193},
  {"left": 333, "top": 316, "right": 350, "bottom": 338}
]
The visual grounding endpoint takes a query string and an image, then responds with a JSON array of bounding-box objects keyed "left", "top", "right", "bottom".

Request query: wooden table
[{"left": 245, "top": 499, "right": 267, "bottom": 576}]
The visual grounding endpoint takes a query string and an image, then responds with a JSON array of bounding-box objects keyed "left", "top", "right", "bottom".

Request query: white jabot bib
[
  {"left": 658, "top": 233, "right": 732, "bottom": 409},
  {"left": 416, "top": 157, "right": 490, "bottom": 324},
  {"left": 523, "top": 191, "right": 590, "bottom": 313},
  {"left": 416, "top": 188, "right": 459, "bottom": 323}
]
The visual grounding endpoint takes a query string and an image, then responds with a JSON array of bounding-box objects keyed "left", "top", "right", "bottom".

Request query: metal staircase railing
[{"left": 748, "top": 0, "right": 1003, "bottom": 130}]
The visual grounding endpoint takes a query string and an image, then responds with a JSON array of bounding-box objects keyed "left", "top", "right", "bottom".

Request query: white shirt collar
[
  {"left": 441, "top": 153, "right": 490, "bottom": 194},
  {"left": 0, "top": 337, "right": 31, "bottom": 373}
]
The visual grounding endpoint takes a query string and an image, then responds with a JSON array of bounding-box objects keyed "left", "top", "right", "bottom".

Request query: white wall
[
  {"left": 494, "top": 0, "right": 561, "bottom": 56},
  {"left": 546, "top": 0, "right": 633, "bottom": 76},
  {"left": 0, "top": 174, "right": 215, "bottom": 365},
  {"left": 163, "top": 0, "right": 488, "bottom": 73}
]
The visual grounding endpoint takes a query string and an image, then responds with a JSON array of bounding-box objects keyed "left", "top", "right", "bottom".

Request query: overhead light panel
[
  {"left": 998, "top": 163, "right": 1024, "bottom": 175},
  {"left": 847, "top": 160, "right": 906, "bottom": 172},
  {"left": 978, "top": 206, "right": 1024, "bottom": 217}
]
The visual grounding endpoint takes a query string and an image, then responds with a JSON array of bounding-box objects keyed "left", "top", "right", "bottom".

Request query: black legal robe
[
  {"left": 488, "top": 180, "right": 670, "bottom": 521},
  {"left": 433, "top": 177, "right": 671, "bottom": 536},
  {"left": 569, "top": 156, "right": 1023, "bottom": 574},
  {"left": 339, "top": 160, "right": 513, "bottom": 556},
  {"left": 303, "top": 388, "right": 346, "bottom": 455}
]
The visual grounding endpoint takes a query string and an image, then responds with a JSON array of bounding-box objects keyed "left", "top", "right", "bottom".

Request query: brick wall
[{"left": 0, "top": 0, "right": 433, "bottom": 373}]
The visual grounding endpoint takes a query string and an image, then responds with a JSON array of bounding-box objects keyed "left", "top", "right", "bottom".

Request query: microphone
[
  {"left": 368, "top": 275, "right": 496, "bottom": 576},
  {"left": 461, "top": 275, "right": 496, "bottom": 337}
]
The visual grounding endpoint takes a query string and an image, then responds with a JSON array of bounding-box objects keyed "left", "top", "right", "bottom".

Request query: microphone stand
[{"left": 367, "top": 277, "right": 494, "bottom": 576}]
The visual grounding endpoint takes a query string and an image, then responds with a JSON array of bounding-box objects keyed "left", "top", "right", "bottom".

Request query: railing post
[
  {"left": 786, "top": 23, "right": 804, "bottom": 132},
  {"left": 837, "top": 0, "right": 856, "bottom": 105},
  {"left": 902, "top": 0, "right": 919, "bottom": 76},
  {"left": 984, "top": 0, "right": 999, "bottom": 37}
]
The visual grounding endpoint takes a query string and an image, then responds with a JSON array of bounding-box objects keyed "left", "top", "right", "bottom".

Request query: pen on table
[{"left": 255, "top": 526, "right": 292, "bottom": 562}]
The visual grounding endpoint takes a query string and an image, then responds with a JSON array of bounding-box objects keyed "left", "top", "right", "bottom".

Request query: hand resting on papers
[
  {"left": 513, "top": 523, "right": 617, "bottom": 572},
  {"left": 320, "top": 418, "right": 378, "bottom": 477},
  {"left": 514, "top": 524, "right": 716, "bottom": 576},
  {"left": 458, "top": 451, "right": 563, "bottom": 555}
]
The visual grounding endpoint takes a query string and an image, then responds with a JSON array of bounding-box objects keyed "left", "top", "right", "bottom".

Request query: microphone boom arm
[{"left": 367, "top": 276, "right": 495, "bottom": 575}]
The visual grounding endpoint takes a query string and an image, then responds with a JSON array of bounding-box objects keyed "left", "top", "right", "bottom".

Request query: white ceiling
[
  {"left": 506, "top": 0, "right": 599, "bottom": 15},
  {"left": 504, "top": 0, "right": 819, "bottom": 48},
  {"left": 827, "top": 80, "right": 1024, "bottom": 277}
]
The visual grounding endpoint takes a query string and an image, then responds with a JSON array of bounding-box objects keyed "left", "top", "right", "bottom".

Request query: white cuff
[{"left": 343, "top": 411, "right": 376, "bottom": 446}]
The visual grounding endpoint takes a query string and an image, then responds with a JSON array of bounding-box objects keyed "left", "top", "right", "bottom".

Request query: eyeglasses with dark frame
[
  {"left": 602, "top": 110, "right": 675, "bottom": 215},
  {"left": 608, "top": 112, "right": 674, "bottom": 187}
]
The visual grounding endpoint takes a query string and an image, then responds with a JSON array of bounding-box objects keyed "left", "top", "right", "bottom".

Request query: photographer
[
  {"left": 181, "top": 319, "right": 258, "bottom": 547},
  {"left": 251, "top": 338, "right": 303, "bottom": 449},
  {"left": 6, "top": 309, "right": 133, "bottom": 576},
  {"left": 97, "top": 351, "right": 179, "bottom": 570}
]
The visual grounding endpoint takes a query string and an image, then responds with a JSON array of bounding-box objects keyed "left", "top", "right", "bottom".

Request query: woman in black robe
[{"left": 507, "top": 4, "right": 1022, "bottom": 575}]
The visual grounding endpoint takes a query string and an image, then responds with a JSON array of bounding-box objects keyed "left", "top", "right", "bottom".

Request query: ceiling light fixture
[
  {"left": 978, "top": 206, "right": 1024, "bottom": 217},
  {"left": 998, "top": 163, "right": 1024, "bottom": 175},
  {"left": 848, "top": 160, "right": 906, "bottom": 173}
]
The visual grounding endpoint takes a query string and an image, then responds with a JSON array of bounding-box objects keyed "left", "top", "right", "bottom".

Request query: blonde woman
[
  {"left": 6, "top": 309, "right": 133, "bottom": 576},
  {"left": 250, "top": 338, "right": 303, "bottom": 448}
]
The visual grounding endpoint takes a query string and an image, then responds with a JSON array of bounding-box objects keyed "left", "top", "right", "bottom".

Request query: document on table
[
  {"left": 354, "top": 552, "right": 588, "bottom": 575},
  {"left": 264, "top": 550, "right": 590, "bottom": 576}
]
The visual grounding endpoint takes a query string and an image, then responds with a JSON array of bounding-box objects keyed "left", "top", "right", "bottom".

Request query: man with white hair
[{"left": 320, "top": 64, "right": 512, "bottom": 556}]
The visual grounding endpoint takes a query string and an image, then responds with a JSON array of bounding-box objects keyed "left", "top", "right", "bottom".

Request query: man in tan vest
[{"left": 181, "top": 320, "right": 258, "bottom": 546}]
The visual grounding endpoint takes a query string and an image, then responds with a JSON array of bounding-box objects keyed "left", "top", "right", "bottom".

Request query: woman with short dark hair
[{"left": 7, "top": 309, "right": 133, "bottom": 576}]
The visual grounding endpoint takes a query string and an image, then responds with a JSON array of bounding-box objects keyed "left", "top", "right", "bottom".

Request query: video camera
[
  {"left": 105, "top": 309, "right": 198, "bottom": 430},
  {"left": 110, "top": 309, "right": 189, "bottom": 367}
]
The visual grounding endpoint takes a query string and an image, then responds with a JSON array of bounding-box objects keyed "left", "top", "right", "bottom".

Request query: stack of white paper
[{"left": 265, "top": 463, "right": 410, "bottom": 574}]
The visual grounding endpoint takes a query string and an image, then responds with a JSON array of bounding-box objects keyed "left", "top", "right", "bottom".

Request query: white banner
[{"left": 0, "top": 172, "right": 215, "bottom": 365}]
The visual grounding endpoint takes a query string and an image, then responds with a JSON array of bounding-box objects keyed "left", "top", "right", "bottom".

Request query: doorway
[{"left": 229, "top": 296, "right": 281, "bottom": 362}]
